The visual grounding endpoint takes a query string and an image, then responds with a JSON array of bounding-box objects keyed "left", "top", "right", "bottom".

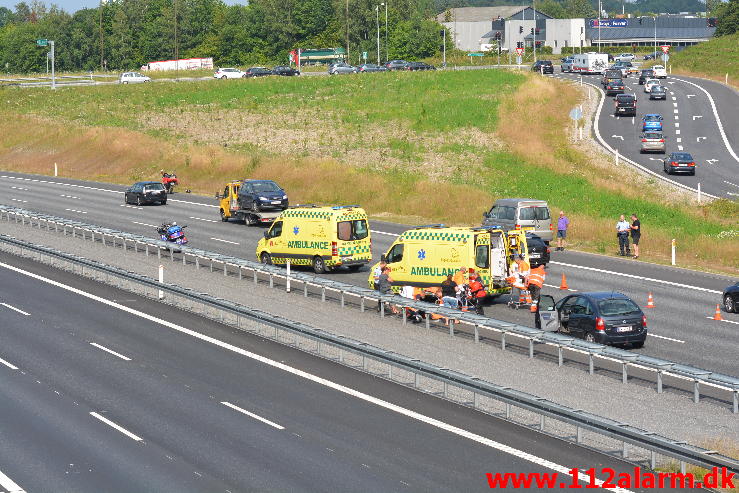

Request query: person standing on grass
[
  {"left": 556, "top": 211, "right": 570, "bottom": 251},
  {"left": 616, "top": 214, "right": 631, "bottom": 257},
  {"left": 630, "top": 214, "right": 641, "bottom": 260}
]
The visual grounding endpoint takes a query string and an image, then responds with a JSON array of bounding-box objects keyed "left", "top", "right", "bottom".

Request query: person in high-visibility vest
[
  {"left": 527, "top": 264, "right": 546, "bottom": 312},
  {"left": 511, "top": 255, "right": 530, "bottom": 289}
]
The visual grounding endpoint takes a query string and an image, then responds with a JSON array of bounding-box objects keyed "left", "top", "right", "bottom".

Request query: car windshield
[
  {"left": 644, "top": 133, "right": 662, "bottom": 139},
  {"left": 644, "top": 115, "right": 661, "bottom": 122},
  {"left": 598, "top": 298, "right": 640, "bottom": 316},
  {"left": 144, "top": 184, "right": 164, "bottom": 192},
  {"left": 337, "top": 219, "right": 369, "bottom": 241},
  {"left": 519, "top": 206, "right": 550, "bottom": 220},
  {"left": 617, "top": 95, "right": 634, "bottom": 101},
  {"left": 651, "top": 86, "right": 665, "bottom": 92},
  {"left": 251, "top": 181, "right": 281, "bottom": 193},
  {"left": 672, "top": 153, "right": 693, "bottom": 160}
]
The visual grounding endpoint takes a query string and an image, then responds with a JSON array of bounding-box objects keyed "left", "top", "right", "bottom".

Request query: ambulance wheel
[
  {"left": 220, "top": 209, "right": 228, "bottom": 222},
  {"left": 260, "top": 252, "right": 272, "bottom": 265},
  {"left": 346, "top": 264, "right": 362, "bottom": 272},
  {"left": 312, "top": 256, "right": 326, "bottom": 274}
]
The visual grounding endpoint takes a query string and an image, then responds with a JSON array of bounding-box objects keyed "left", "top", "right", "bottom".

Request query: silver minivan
[{"left": 482, "top": 198, "right": 553, "bottom": 242}]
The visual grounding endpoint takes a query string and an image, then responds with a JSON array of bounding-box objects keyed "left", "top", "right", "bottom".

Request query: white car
[
  {"left": 119, "top": 72, "right": 151, "bottom": 84},
  {"left": 214, "top": 68, "right": 246, "bottom": 79},
  {"left": 644, "top": 79, "right": 660, "bottom": 93},
  {"left": 614, "top": 53, "right": 636, "bottom": 63},
  {"left": 651, "top": 65, "right": 667, "bottom": 78}
]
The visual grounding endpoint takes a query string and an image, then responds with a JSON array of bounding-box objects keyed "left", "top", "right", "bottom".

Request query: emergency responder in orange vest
[
  {"left": 527, "top": 264, "right": 546, "bottom": 312},
  {"left": 512, "top": 255, "right": 530, "bottom": 289}
]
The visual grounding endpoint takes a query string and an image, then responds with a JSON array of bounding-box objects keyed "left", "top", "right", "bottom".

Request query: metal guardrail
[
  {"left": 1, "top": 231, "right": 737, "bottom": 476},
  {"left": 1, "top": 204, "right": 738, "bottom": 414}
]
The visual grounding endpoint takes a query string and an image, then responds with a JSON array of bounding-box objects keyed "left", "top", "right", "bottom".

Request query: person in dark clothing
[
  {"left": 616, "top": 214, "right": 631, "bottom": 256},
  {"left": 376, "top": 266, "right": 399, "bottom": 314},
  {"left": 630, "top": 214, "right": 641, "bottom": 259},
  {"left": 440, "top": 274, "right": 458, "bottom": 310}
]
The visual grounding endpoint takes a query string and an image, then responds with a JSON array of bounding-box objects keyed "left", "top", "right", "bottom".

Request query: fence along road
[
  {"left": 1, "top": 234, "right": 737, "bottom": 485},
  {"left": 2, "top": 206, "right": 738, "bottom": 417},
  {"left": 0, "top": 172, "right": 736, "bottom": 374}
]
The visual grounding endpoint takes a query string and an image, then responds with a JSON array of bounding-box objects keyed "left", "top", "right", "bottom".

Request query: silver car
[
  {"left": 119, "top": 72, "right": 151, "bottom": 84},
  {"left": 482, "top": 198, "right": 553, "bottom": 242},
  {"left": 328, "top": 63, "right": 357, "bottom": 75},
  {"left": 640, "top": 132, "right": 666, "bottom": 154},
  {"left": 649, "top": 85, "right": 667, "bottom": 100},
  {"left": 560, "top": 56, "right": 575, "bottom": 72}
]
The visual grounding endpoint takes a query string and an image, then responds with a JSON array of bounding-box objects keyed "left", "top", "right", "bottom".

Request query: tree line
[{"left": 0, "top": 0, "right": 446, "bottom": 73}]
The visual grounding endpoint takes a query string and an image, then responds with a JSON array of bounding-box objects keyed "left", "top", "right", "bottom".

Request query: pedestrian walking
[
  {"left": 630, "top": 214, "right": 641, "bottom": 259},
  {"left": 556, "top": 211, "right": 570, "bottom": 251},
  {"left": 616, "top": 214, "right": 631, "bottom": 256}
]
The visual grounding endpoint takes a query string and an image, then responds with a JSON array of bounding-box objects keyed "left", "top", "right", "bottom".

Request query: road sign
[
  {"left": 660, "top": 45, "right": 670, "bottom": 53},
  {"left": 662, "top": 53, "right": 669, "bottom": 63},
  {"left": 569, "top": 107, "right": 583, "bottom": 121},
  {"left": 467, "top": 53, "right": 484, "bottom": 56},
  {"left": 36, "top": 39, "right": 48, "bottom": 47},
  {"left": 515, "top": 47, "right": 524, "bottom": 56},
  {"left": 516, "top": 55, "right": 522, "bottom": 65}
]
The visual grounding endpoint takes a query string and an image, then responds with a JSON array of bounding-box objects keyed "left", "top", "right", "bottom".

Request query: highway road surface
[
  {"left": 1, "top": 172, "right": 736, "bottom": 375},
  {"left": 0, "top": 252, "right": 697, "bottom": 493},
  {"left": 554, "top": 71, "right": 739, "bottom": 199}
]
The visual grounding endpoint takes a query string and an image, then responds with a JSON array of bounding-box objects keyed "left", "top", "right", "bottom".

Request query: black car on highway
[
  {"left": 358, "top": 63, "right": 388, "bottom": 73},
  {"left": 238, "top": 179, "right": 288, "bottom": 211},
  {"left": 385, "top": 59, "right": 409, "bottom": 70},
  {"left": 638, "top": 69, "right": 655, "bottom": 85},
  {"left": 405, "top": 61, "right": 435, "bottom": 71},
  {"left": 614, "top": 93, "right": 637, "bottom": 116},
  {"left": 526, "top": 233, "right": 550, "bottom": 267},
  {"left": 272, "top": 66, "right": 300, "bottom": 76},
  {"left": 244, "top": 67, "right": 273, "bottom": 77},
  {"left": 532, "top": 60, "right": 554, "bottom": 74},
  {"left": 124, "top": 181, "right": 167, "bottom": 206},
  {"left": 663, "top": 152, "right": 696, "bottom": 176},
  {"left": 605, "top": 78, "right": 625, "bottom": 96},
  {"left": 722, "top": 282, "right": 739, "bottom": 313},
  {"left": 555, "top": 292, "right": 647, "bottom": 348}
]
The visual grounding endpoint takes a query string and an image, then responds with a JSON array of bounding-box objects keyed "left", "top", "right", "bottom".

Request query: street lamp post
[
  {"left": 383, "top": 2, "right": 388, "bottom": 63},
  {"left": 598, "top": 0, "right": 602, "bottom": 51},
  {"left": 375, "top": 5, "right": 380, "bottom": 64},
  {"left": 654, "top": 15, "right": 657, "bottom": 58},
  {"left": 442, "top": 28, "right": 446, "bottom": 68}
]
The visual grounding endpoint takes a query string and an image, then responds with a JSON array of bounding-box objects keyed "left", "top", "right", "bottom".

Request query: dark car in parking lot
[
  {"left": 723, "top": 282, "right": 739, "bottom": 313},
  {"left": 526, "top": 233, "right": 550, "bottom": 267},
  {"left": 238, "top": 179, "right": 288, "bottom": 211},
  {"left": 385, "top": 59, "right": 409, "bottom": 70},
  {"left": 553, "top": 292, "right": 647, "bottom": 347},
  {"left": 124, "top": 181, "right": 167, "bottom": 206},
  {"left": 244, "top": 67, "right": 273, "bottom": 77},
  {"left": 272, "top": 66, "right": 300, "bottom": 76},
  {"left": 614, "top": 93, "right": 637, "bottom": 116},
  {"left": 638, "top": 69, "right": 655, "bottom": 84},
  {"left": 532, "top": 60, "right": 554, "bottom": 74},
  {"left": 405, "top": 61, "right": 435, "bottom": 71},
  {"left": 605, "top": 78, "right": 625, "bottom": 96},
  {"left": 357, "top": 63, "right": 388, "bottom": 73},
  {"left": 663, "top": 152, "right": 696, "bottom": 176}
]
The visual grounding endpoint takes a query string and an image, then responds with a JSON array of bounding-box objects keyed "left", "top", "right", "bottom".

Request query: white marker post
[
  {"left": 615, "top": 149, "right": 619, "bottom": 166},
  {"left": 158, "top": 265, "right": 164, "bottom": 299},
  {"left": 286, "top": 260, "right": 291, "bottom": 293},
  {"left": 579, "top": 126, "right": 583, "bottom": 140},
  {"left": 54, "top": 162, "right": 58, "bottom": 177},
  {"left": 697, "top": 182, "right": 701, "bottom": 204},
  {"left": 671, "top": 239, "right": 676, "bottom": 266}
]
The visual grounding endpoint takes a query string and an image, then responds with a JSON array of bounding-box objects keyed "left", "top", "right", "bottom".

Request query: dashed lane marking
[
  {"left": 89, "top": 412, "right": 143, "bottom": 441},
  {"left": 60, "top": 194, "right": 79, "bottom": 199},
  {"left": 64, "top": 208, "right": 87, "bottom": 214},
  {"left": 724, "top": 180, "right": 739, "bottom": 188},
  {"left": 90, "top": 342, "right": 132, "bottom": 361},
  {"left": 1, "top": 302, "right": 30, "bottom": 316},
  {"left": 0, "top": 357, "right": 19, "bottom": 370},
  {"left": 189, "top": 216, "right": 218, "bottom": 223},
  {"left": 221, "top": 402, "right": 285, "bottom": 430},
  {"left": 10, "top": 198, "right": 27, "bottom": 203},
  {"left": 706, "top": 317, "right": 739, "bottom": 326},
  {"left": 692, "top": 115, "right": 702, "bottom": 120},
  {"left": 370, "top": 230, "right": 400, "bottom": 237},
  {"left": 648, "top": 333, "right": 685, "bottom": 343},
  {"left": 210, "top": 237, "right": 240, "bottom": 245},
  {"left": 120, "top": 204, "right": 143, "bottom": 210},
  {"left": 696, "top": 137, "right": 706, "bottom": 142},
  {"left": 10, "top": 186, "right": 28, "bottom": 191},
  {"left": 0, "top": 468, "right": 26, "bottom": 493},
  {"left": 678, "top": 145, "right": 684, "bottom": 151},
  {"left": 132, "top": 221, "right": 158, "bottom": 228}
]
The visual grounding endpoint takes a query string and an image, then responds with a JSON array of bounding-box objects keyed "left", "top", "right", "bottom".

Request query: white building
[{"left": 545, "top": 19, "right": 588, "bottom": 54}]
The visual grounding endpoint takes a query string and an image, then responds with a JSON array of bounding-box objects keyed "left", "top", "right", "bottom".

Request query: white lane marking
[
  {"left": 59, "top": 194, "right": 79, "bottom": 199},
  {"left": 210, "top": 237, "right": 240, "bottom": 245},
  {"left": 543, "top": 283, "right": 577, "bottom": 292},
  {"left": 706, "top": 159, "right": 719, "bottom": 165},
  {"left": 671, "top": 97, "right": 677, "bottom": 101},
  {"left": 90, "top": 342, "right": 132, "bottom": 361},
  {"left": 549, "top": 261, "right": 722, "bottom": 294},
  {"left": 64, "top": 208, "right": 87, "bottom": 214},
  {"left": 189, "top": 216, "right": 218, "bottom": 223},
  {"left": 648, "top": 158, "right": 661, "bottom": 161},
  {"left": 686, "top": 94, "right": 695, "bottom": 98},
  {"left": 672, "top": 77, "right": 739, "bottom": 163},
  {"left": 221, "top": 402, "right": 285, "bottom": 429},
  {"left": 0, "top": 357, "right": 19, "bottom": 370},
  {"left": 10, "top": 198, "right": 28, "bottom": 203},
  {"left": 1, "top": 303, "right": 30, "bottom": 316},
  {"left": 675, "top": 130, "right": 681, "bottom": 135},
  {"left": 89, "top": 412, "right": 143, "bottom": 441},
  {"left": 132, "top": 221, "right": 158, "bottom": 228},
  {"left": 678, "top": 145, "right": 684, "bottom": 151},
  {"left": 674, "top": 115, "right": 679, "bottom": 120},
  {"left": 0, "top": 261, "right": 633, "bottom": 492},
  {"left": 672, "top": 102, "right": 678, "bottom": 107},
  {"left": 10, "top": 186, "right": 28, "bottom": 191},
  {"left": 728, "top": 192, "right": 739, "bottom": 197},
  {"left": 696, "top": 136, "right": 706, "bottom": 142},
  {"left": 675, "top": 122, "right": 680, "bottom": 128},
  {"left": 673, "top": 109, "right": 679, "bottom": 114},
  {"left": 370, "top": 230, "right": 400, "bottom": 237},
  {"left": 707, "top": 317, "right": 739, "bottom": 326},
  {"left": 692, "top": 115, "right": 702, "bottom": 120},
  {"left": 611, "top": 135, "right": 624, "bottom": 140},
  {"left": 648, "top": 333, "right": 685, "bottom": 343},
  {"left": 676, "top": 138, "right": 682, "bottom": 143},
  {"left": 120, "top": 204, "right": 143, "bottom": 210},
  {"left": 0, "top": 175, "right": 218, "bottom": 208},
  {"left": 0, "top": 468, "right": 26, "bottom": 493},
  {"left": 725, "top": 180, "right": 739, "bottom": 188}
]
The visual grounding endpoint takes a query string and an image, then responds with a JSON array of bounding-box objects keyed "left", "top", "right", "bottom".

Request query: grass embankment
[
  {"left": 0, "top": 69, "right": 736, "bottom": 273},
  {"left": 667, "top": 33, "right": 739, "bottom": 89}
]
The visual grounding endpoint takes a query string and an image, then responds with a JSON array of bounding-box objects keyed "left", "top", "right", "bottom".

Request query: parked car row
[
  {"left": 213, "top": 66, "right": 300, "bottom": 79},
  {"left": 329, "top": 60, "right": 436, "bottom": 74}
]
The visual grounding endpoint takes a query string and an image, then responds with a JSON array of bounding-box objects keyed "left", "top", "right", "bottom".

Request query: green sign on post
[{"left": 36, "top": 39, "right": 48, "bottom": 47}]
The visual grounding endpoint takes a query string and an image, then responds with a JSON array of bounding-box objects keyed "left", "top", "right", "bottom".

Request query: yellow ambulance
[
  {"left": 256, "top": 205, "right": 372, "bottom": 274},
  {"left": 368, "top": 225, "right": 528, "bottom": 295}
]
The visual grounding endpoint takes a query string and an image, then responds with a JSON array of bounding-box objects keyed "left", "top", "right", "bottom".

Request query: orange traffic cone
[
  {"left": 713, "top": 304, "right": 723, "bottom": 321},
  {"left": 646, "top": 292, "right": 655, "bottom": 308},
  {"left": 559, "top": 273, "right": 569, "bottom": 290}
]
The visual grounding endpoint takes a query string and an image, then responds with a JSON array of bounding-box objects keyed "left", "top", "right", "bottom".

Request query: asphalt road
[
  {"left": 0, "top": 171, "right": 737, "bottom": 375},
  {"left": 554, "top": 70, "right": 739, "bottom": 199},
  {"left": 2, "top": 252, "right": 697, "bottom": 493}
]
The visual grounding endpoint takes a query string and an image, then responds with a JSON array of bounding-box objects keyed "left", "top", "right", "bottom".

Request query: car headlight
[
  {"left": 282, "top": 195, "right": 287, "bottom": 199},
  {"left": 259, "top": 196, "right": 268, "bottom": 201}
]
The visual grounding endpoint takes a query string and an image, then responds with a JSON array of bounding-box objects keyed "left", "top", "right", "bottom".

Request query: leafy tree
[{"left": 715, "top": 0, "right": 738, "bottom": 36}]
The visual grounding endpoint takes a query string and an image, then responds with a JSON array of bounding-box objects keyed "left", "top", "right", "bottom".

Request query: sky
[{"left": 0, "top": 0, "right": 242, "bottom": 14}]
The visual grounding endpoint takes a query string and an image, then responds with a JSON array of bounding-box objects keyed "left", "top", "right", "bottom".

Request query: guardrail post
[
  {"left": 414, "top": 373, "right": 419, "bottom": 388},
  {"left": 72, "top": 227, "right": 75, "bottom": 238},
  {"left": 286, "top": 261, "right": 291, "bottom": 292},
  {"left": 339, "top": 348, "right": 344, "bottom": 363},
  {"left": 388, "top": 364, "right": 393, "bottom": 380},
  {"left": 269, "top": 273, "right": 274, "bottom": 288},
  {"left": 528, "top": 339, "right": 534, "bottom": 358},
  {"left": 223, "top": 262, "right": 227, "bottom": 276},
  {"left": 380, "top": 300, "right": 385, "bottom": 317},
  {"left": 360, "top": 296, "right": 365, "bottom": 312},
  {"left": 680, "top": 461, "right": 686, "bottom": 475},
  {"left": 733, "top": 391, "right": 738, "bottom": 414},
  {"left": 182, "top": 253, "right": 186, "bottom": 266},
  {"left": 589, "top": 353, "right": 594, "bottom": 375},
  {"left": 501, "top": 332, "right": 506, "bottom": 351},
  {"left": 473, "top": 392, "right": 479, "bottom": 409},
  {"left": 474, "top": 325, "right": 479, "bottom": 343},
  {"left": 657, "top": 371, "right": 663, "bottom": 393},
  {"left": 443, "top": 381, "right": 448, "bottom": 398},
  {"left": 402, "top": 307, "right": 406, "bottom": 325},
  {"left": 693, "top": 380, "right": 700, "bottom": 403},
  {"left": 253, "top": 270, "right": 257, "bottom": 285},
  {"left": 449, "top": 321, "right": 454, "bottom": 337},
  {"left": 558, "top": 346, "right": 563, "bottom": 366},
  {"left": 304, "top": 283, "right": 308, "bottom": 298},
  {"left": 340, "top": 291, "right": 345, "bottom": 308},
  {"left": 540, "top": 415, "right": 545, "bottom": 431},
  {"left": 209, "top": 260, "right": 213, "bottom": 272},
  {"left": 425, "top": 312, "right": 430, "bottom": 330},
  {"left": 576, "top": 426, "right": 582, "bottom": 444},
  {"left": 622, "top": 442, "right": 628, "bottom": 459},
  {"left": 157, "top": 246, "right": 160, "bottom": 259},
  {"left": 361, "top": 355, "right": 367, "bottom": 371},
  {"left": 195, "top": 257, "right": 199, "bottom": 269},
  {"left": 238, "top": 267, "right": 242, "bottom": 280},
  {"left": 158, "top": 265, "right": 164, "bottom": 300},
  {"left": 650, "top": 451, "right": 657, "bottom": 470},
  {"left": 321, "top": 286, "right": 325, "bottom": 302},
  {"left": 622, "top": 363, "right": 628, "bottom": 384},
  {"left": 170, "top": 248, "right": 174, "bottom": 261},
  {"left": 505, "top": 403, "right": 511, "bottom": 419}
]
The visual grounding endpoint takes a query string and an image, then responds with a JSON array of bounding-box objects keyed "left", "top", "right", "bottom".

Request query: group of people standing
[{"left": 616, "top": 214, "right": 641, "bottom": 259}]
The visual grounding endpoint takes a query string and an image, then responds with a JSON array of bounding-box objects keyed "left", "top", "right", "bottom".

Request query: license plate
[
  {"left": 679, "top": 163, "right": 687, "bottom": 167},
  {"left": 615, "top": 326, "right": 632, "bottom": 332},
  {"left": 529, "top": 254, "right": 540, "bottom": 258},
  {"left": 271, "top": 200, "right": 281, "bottom": 204}
]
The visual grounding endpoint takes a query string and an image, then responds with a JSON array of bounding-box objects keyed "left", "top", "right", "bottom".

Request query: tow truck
[{"left": 216, "top": 180, "right": 282, "bottom": 226}]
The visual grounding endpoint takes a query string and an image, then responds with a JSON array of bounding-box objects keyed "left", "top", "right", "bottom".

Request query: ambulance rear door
[{"left": 473, "top": 233, "right": 492, "bottom": 285}]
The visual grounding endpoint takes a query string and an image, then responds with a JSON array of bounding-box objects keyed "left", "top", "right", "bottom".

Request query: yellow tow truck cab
[
  {"left": 256, "top": 205, "right": 372, "bottom": 274},
  {"left": 217, "top": 180, "right": 285, "bottom": 226},
  {"left": 368, "top": 225, "right": 528, "bottom": 295}
]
